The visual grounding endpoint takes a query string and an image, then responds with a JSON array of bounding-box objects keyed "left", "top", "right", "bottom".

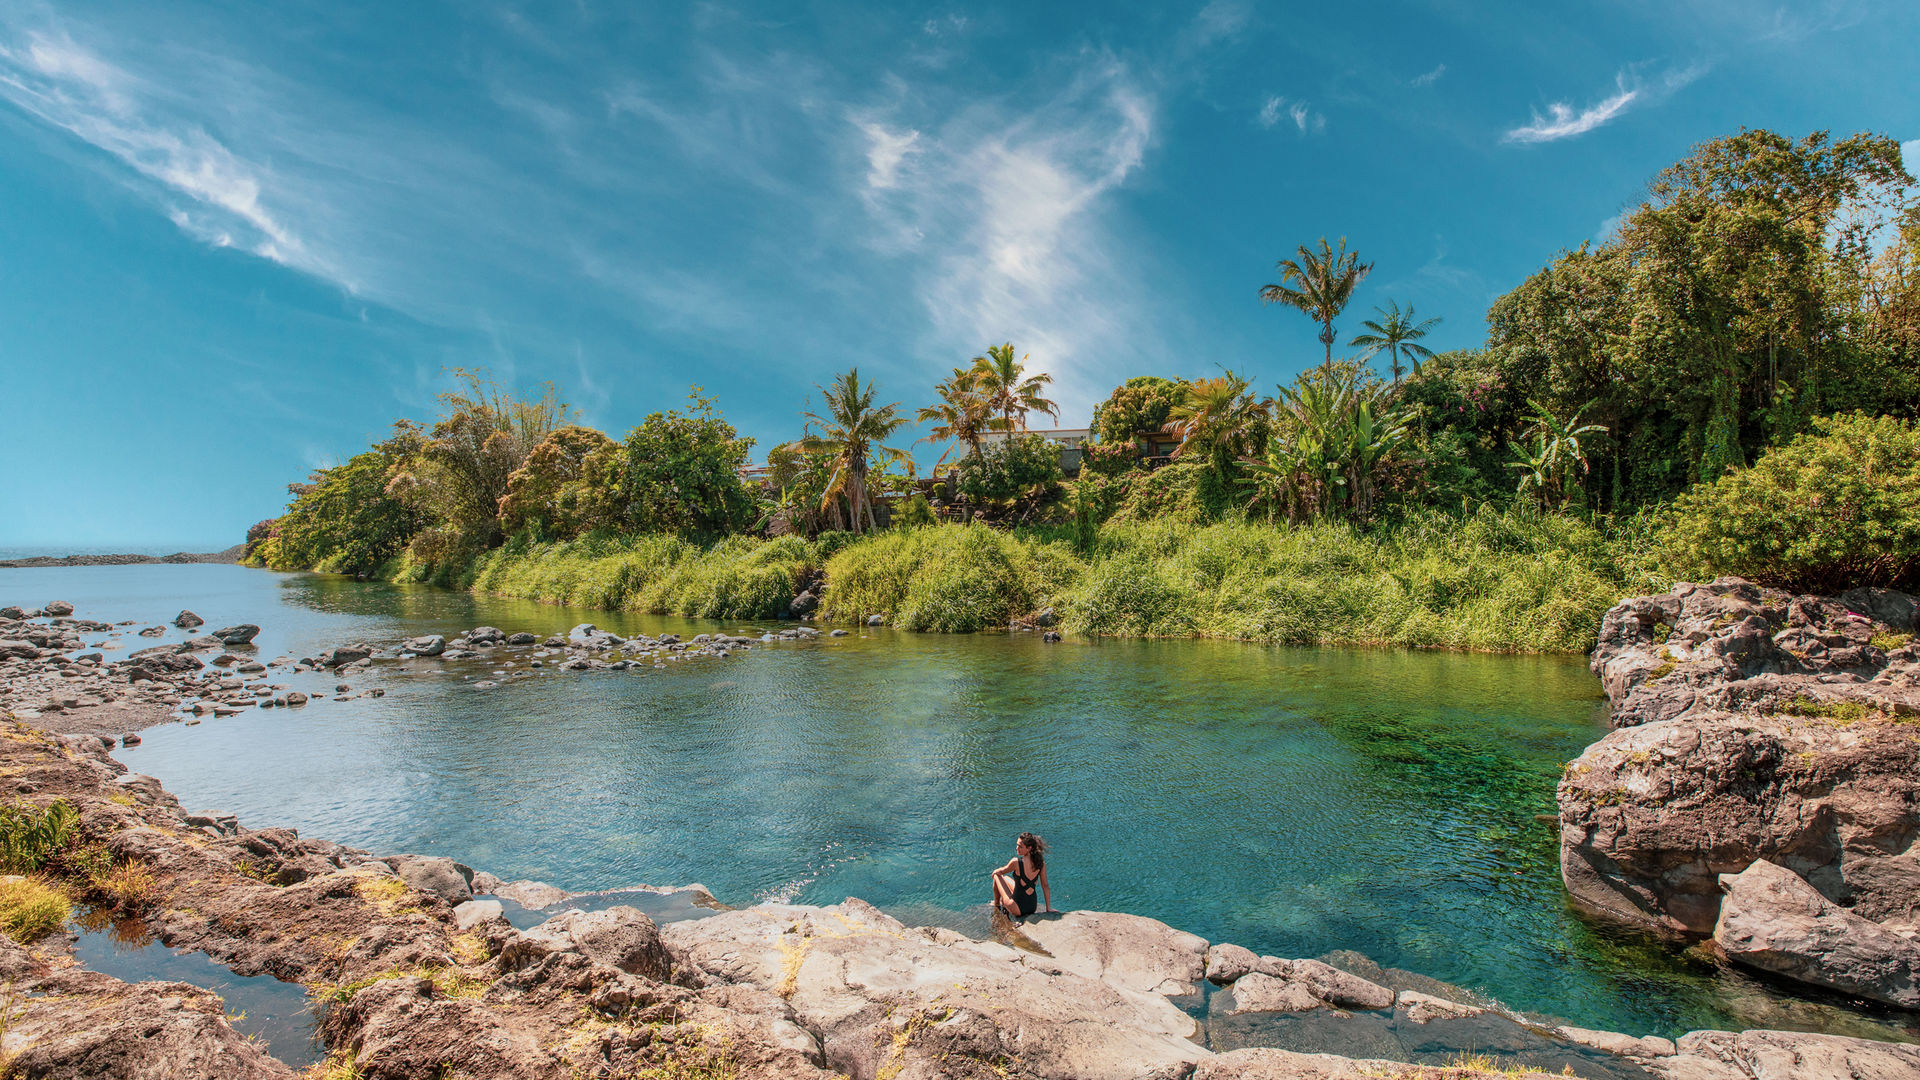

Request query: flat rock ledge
[
  {"left": 1562, "top": 579, "right": 1920, "bottom": 1009},
  {"left": 0, "top": 713, "right": 1912, "bottom": 1078}
]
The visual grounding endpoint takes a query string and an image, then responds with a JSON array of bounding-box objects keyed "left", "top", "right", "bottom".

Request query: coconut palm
[
  {"left": 915, "top": 367, "right": 1008, "bottom": 469},
  {"left": 1348, "top": 301, "right": 1441, "bottom": 386},
  {"left": 970, "top": 343, "right": 1059, "bottom": 431},
  {"left": 1260, "top": 237, "right": 1374, "bottom": 365},
  {"left": 791, "top": 369, "right": 913, "bottom": 535}
]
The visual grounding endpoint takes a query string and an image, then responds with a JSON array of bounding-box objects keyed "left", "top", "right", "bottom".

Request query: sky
[{"left": 1, "top": 0, "right": 1915, "bottom": 550}]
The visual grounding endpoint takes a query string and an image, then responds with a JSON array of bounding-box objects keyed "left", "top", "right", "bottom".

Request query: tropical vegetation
[{"left": 250, "top": 128, "right": 1920, "bottom": 647}]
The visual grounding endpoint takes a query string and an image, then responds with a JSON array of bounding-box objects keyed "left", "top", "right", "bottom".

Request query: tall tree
[
  {"left": 1261, "top": 237, "right": 1374, "bottom": 365},
  {"left": 916, "top": 366, "right": 1008, "bottom": 469},
  {"left": 970, "top": 343, "right": 1060, "bottom": 431},
  {"left": 792, "top": 369, "right": 913, "bottom": 535},
  {"left": 1348, "top": 301, "right": 1441, "bottom": 385}
]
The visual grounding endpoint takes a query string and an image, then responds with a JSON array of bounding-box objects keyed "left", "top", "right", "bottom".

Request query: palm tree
[
  {"left": 1348, "top": 301, "right": 1441, "bottom": 386},
  {"left": 970, "top": 343, "right": 1060, "bottom": 431},
  {"left": 791, "top": 369, "right": 913, "bottom": 535},
  {"left": 1260, "top": 237, "right": 1374, "bottom": 365},
  {"left": 915, "top": 367, "right": 1008, "bottom": 469},
  {"left": 1169, "top": 372, "right": 1262, "bottom": 476}
]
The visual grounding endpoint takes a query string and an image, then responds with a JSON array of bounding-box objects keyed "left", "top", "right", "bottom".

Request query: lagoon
[{"left": 3, "top": 562, "right": 1912, "bottom": 1045}]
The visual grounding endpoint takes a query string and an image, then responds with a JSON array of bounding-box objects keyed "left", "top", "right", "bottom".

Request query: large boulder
[
  {"left": 1220, "top": 972, "right": 1323, "bottom": 1014},
  {"left": 0, "top": 640, "right": 38, "bottom": 660},
  {"left": 504, "top": 906, "right": 672, "bottom": 981},
  {"left": 1558, "top": 715, "right": 1920, "bottom": 935},
  {"left": 662, "top": 900, "right": 1206, "bottom": 1080},
  {"left": 42, "top": 600, "right": 74, "bottom": 616},
  {"left": 1016, "top": 909, "right": 1209, "bottom": 995},
  {"left": 1253, "top": 958, "right": 1395, "bottom": 1010},
  {"left": 1656, "top": 1028, "right": 1920, "bottom": 1080},
  {"left": 403, "top": 634, "right": 446, "bottom": 657},
  {"left": 382, "top": 854, "right": 473, "bottom": 904},
  {"left": 317, "top": 644, "right": 373, "bottom": 667},
  {"left": 212, "top": 624, "right": 260, "bottom": 645},
  {"left": 1711, "top": 859, "right": 1920, "bottom": 1009}
]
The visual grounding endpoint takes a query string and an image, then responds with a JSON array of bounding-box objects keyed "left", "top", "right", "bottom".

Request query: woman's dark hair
[{"left": 1018, "top": 832, "right": 1047, "bottom": 870}]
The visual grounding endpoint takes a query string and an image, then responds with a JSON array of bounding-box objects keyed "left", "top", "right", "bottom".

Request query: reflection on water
[
  {"left": 3, "top": 563, "right": 1915, "bottom": 1043},
  {"left": 71, "top": 910, "right": 321, "bottom": 1067}
]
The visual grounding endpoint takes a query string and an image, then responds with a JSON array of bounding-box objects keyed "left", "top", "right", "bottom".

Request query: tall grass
[
  {"left": 383, "top": 506, "right": 1664, "bottom": 652},
  {"left": 432, "top": 531, "right": 818, "bottom": 620}
]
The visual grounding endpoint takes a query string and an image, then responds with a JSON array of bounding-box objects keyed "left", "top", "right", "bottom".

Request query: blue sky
[{"left": 1, "top": 0, "right": 1914, "bottom": 550}]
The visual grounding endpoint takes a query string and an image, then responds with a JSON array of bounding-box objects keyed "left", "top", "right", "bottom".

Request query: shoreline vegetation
[
  {"left": 365, "top": 507, "right": 1660, "bottom": 653},
  {"left": 245, "top": 129, "right": 1920, "bottom": 656}
]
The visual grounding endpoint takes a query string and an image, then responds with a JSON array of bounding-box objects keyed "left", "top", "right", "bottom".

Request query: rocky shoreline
[
  {"left": 0, "top": 596, "right": 1916, "bottom": 1077},
  {"left": 1561, "top": 579, "right": 1920, "bottom": 1015},
  {"left": 0, "top": 545, "right": 246, "bottom": 569}
]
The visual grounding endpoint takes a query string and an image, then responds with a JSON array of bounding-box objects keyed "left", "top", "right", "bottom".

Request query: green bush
[
  {"left": 953, "top": 433, "right": 1064, "bottom": 507},
  {"left": 1663, "top": 413, "right": 1920, "bottom": 591},
  {"left": 0, "top": 799, "right": 77, "bottom": 874},
  {"left": 823, "top": 524, "right": 1039, "bottom": 631},
  {"left": 1107, "top": 462, "right": 1218, "bottom": 525}
]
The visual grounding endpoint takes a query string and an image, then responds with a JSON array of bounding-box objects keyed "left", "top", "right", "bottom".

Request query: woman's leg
[{"left": 991, "top": 873, "right": 1015, "bottom": 918}]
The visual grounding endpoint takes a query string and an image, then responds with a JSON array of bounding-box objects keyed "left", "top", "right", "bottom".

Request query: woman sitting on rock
[{"left": 990, "top": 832, "right": 1052, "bottom": 922}]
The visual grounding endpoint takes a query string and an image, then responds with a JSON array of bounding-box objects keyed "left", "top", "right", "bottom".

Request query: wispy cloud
[
  {"left": 856, "top": 58, "right": 1160, "bottom": 420},
  {"left": 1257, "top": 94, "right": 1324, "bottom": 134},
  {"left": 857, "top": 121, "right": 920, "bottom": 189},
  {"left": 0, "top": 30, "right": 337, "bottom": 282},
  {"left": 1502, "top": 63, "right": 1704, "bottom": 145},
  {"left": 1411, "top": 63, "right": 1446, "bottom": 87}
]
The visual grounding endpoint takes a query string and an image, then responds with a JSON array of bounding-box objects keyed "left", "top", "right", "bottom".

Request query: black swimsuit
[{"left": 1010, "top": 859, "right": 1039, "bottom": 916}]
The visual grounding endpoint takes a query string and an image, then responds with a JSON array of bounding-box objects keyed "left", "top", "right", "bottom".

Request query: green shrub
[
  {"left": 824, "top": 524, "right": 1038, "bottom": 631},
  {"left": 1106, "top": 462, "right": 1218, "bottom": 525},
  {"left": 893, "top": 494, "right": 936, "bottom": 528},
  {"left": 0, "top": 800, "right": 77, "bottom": 874},
  {"left": 952, "top": 433, "right": 1064, "bottom": 508},
  {"left": 1663, "top": 413, "right": 1920, "bottom": 592}
]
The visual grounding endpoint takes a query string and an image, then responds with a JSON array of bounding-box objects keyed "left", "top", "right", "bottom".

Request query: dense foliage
[
  {"left": 1663, "top": 413, "right": 1920, "bottom": 591},
  {"left": 616, "top": 392, "right": 757, "bottom": 537},
  {"left": 251, "top": 128, "right": 1916, "bottom": 650},
  {"left": 952, "top": 433, "right": 1064, "bottom": 511}
]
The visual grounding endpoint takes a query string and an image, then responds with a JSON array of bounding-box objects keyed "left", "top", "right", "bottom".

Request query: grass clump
[
  {"left": 301, "top": 1050, "right": 363, "bottom": 1080},
  {"left": 351, "top": 874, "right": 420, "bottom": 916},
  {"left": 0, "top": 876, "right": 72, "bottom": 941},
  {"left": 1871, "top": 631, "right": 1913, "bottom": 651},
  {"left": 823, "top": 524, "right": 1040, "bottom": 631},
  {"left": 1774, "top": 695, "right": 1882, "bottom": 724}
]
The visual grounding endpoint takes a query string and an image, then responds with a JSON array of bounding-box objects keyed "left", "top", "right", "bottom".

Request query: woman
[{"left": 990, "top": 832, "right": 1052, "bottom": 922}]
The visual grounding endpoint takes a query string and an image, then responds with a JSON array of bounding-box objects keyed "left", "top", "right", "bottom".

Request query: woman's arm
[
  {"left": 1040, "top": 865, "right": 1053, "bottom": 912},
  {"left": 991, "top": 858, "right": 1017, "bottom": 880}
]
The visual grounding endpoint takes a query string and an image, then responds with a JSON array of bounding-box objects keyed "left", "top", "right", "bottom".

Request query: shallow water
[
  {"left": 71, "top": 917, "right": 321, "bottom": 1066},
  {"left": 4, "top": 563, "right": 1916, "bottom": 1044}
]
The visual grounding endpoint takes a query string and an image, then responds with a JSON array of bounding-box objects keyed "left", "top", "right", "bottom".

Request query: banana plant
[{"left": 1507, "top": 399, "right": 1607, "bottom": 507}]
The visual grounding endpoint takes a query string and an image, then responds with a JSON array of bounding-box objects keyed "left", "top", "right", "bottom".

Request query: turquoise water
[{"left": 4, "top": 563, "right": 1915, "bottom": 1044}]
